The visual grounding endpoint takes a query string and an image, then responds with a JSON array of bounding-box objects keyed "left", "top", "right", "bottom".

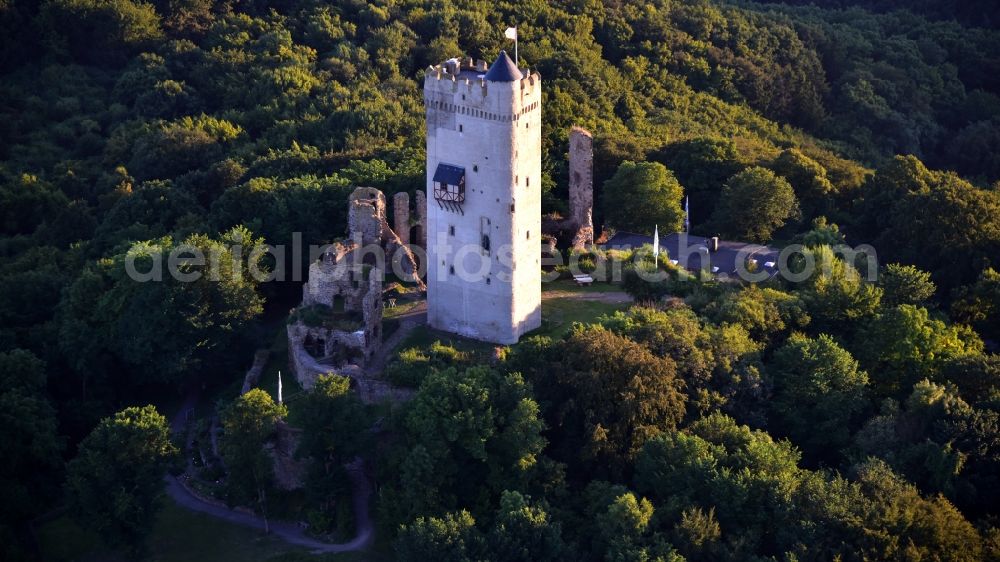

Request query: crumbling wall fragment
[
  {"left": 393, "top": 191, "right": 410, "bottom": 246},
  {"left": 348, "top": 187, "right": 387, "bottom": 246},
  {"left": 267, "top": 422, "right": 306, "bottom": 490},
  {"left": 414, "top": 190, "right": 427, "bottom": 248},
  {"left": 288, "top": 185, "right": 421, "bottom": 403},
  {"left": 568, "top": 126, "right": 594, "bottom": 248}
]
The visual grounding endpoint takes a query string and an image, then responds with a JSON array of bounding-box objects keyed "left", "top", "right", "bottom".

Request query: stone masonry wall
[
  {"left": 301, "top": 242, "right": 367, "bottom": 310},
  {"left": 568, "top": 126, "right": 594, "bottom": 248},
  {"left": 345, "top": 186, "right": 424, "bottom": 287},
  {"left": 348, "top": 187, "right": 387, "bottom": 246},
  {"left": 393, "top": 191, "right": 410, "bottom": 246},
  {"left": 414, "top": 190, "right": 427, "bottom": 248}
]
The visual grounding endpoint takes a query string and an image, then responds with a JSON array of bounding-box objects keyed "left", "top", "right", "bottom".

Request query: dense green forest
[{"left": 2, "top": 0, "right": 1000, "bottom": 560}]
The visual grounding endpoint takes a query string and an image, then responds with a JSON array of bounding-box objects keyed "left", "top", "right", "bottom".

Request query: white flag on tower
[
  {"left": 505, "top": 27, "right": 518, "bottom": 64},
  {"left": 653, "top": 225, "right": 660, "bottom": 265}
]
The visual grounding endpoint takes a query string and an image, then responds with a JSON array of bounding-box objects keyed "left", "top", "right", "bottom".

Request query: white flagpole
[
  {"left": 685, "top": 196, "right": 690, "bottom": 233},
  {"left": 653, "top": 225, "right": 660, "bottom": 266}
]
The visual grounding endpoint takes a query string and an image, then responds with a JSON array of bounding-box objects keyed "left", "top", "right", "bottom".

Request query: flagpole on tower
[{"left": 505, "top": 26, "right": 518, "bottom": 65}]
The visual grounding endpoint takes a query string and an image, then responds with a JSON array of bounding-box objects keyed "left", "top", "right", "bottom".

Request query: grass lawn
[
  {"left": 541, "top": 278, "right": 625, "bottom": 294},
  {"left": 37, "top": 502, "right": 382, "bottom": 562},
  {"left": 381, "top": 298, "right": 423, "bottom": 319},
  {"left": 390, "top": 287, "right": 631, "bottom": 352},
  {"left": 394, "top": 324, "right": 496, "bottom": 359},
  {"left": 531, "top": 297, "right": 630, "bottom": 339}
]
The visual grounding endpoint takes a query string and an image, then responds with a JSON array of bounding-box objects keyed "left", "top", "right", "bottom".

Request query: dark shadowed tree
[
  {"left": 65, "top": 405, "right": 177, "bottom": 554},
  {"left": 879, "top": 263, "right": 937, "bottom": 307},
  {"left": 527, "top": 325, "right": 686, "bottom": 479},
  {"left": 650, "top": 137, "right": 745, "bottom": 230},
  {"left": 0, "top": 349, "right": 63, "bottom": 561},
  {"left": 771, "top": 148, "right": 835, "bottom": 220},
  {"left": 951, "top": 268, "right": 1000, "bottom": 342},
  {"left": 769, "top": 333, "right": 870, "bottom": 460},
  {"left": 386, "top": 366, "right": 546, "bottom": 525},
  {"left": 296, "top": 374, "right": 369, "bottom": 534},
  {"left": 39, "top": 0, "right": 163, "bottom": 65},
  {"left": 485, "top": 491, "right": 568, "bottom": 562},
  {"left": 220, "top": 389, "right": 287, "bottom": 531}
]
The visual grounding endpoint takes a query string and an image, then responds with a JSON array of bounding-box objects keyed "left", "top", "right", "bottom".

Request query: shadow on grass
[{"left": 37, "top": 502, "right": 385, "bottom": 562}]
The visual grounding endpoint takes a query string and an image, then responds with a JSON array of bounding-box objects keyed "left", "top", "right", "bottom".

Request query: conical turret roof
[{"left": 484, "top": 51, "right": 522, "bottom": 82}]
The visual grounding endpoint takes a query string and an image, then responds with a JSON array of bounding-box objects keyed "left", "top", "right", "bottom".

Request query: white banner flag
[{"left": 504, "top": 27, "right": 517, "bottom": 41}]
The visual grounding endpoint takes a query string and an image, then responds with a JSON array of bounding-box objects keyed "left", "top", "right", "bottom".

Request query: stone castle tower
[{"left": 423, "top": 52, "right": 542, "bottom": 344}]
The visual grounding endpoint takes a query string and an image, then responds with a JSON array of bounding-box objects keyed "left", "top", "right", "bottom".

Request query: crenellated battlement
[{"left": 424, "top": 54, "right": 541, "bottom": 121}]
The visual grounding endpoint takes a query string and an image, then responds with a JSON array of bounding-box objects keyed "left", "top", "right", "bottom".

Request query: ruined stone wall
[
  {"left": 240, "top": 350, "right": 270, "bottom": 394},
  {"left": 267, "top": 422, "right": 306, "bottom": 490},
  {"left": 414, "top": 190, "right": 427, "bottom": 248},
  {"left": 287, "top": 185, "right": 422, "bottom": 403},
  {"left": 301, "top": 242, "right": 369, "bottom": 311},
  {"left": 348, "top": 187, "right": 387, "bottom": 246},
  {"left": 568, "top": 126, "right": 594, "bottom": 248},
  {"left": 571, "top": 208, "right": 594, "bottom": 250},
  {"left": 288, "top": 266, "right": 383, "bottom": 392},
  {"left": 286, "top": 322, "right": 367, "bottom": 389},
  {"left": 361, "top": 273, "right": 383, "bottom": 354},
  {"left": 345, "top": 187, "right": 424, "bottom": 288},
  {"left": 393, "top": 192, "right": 410, "bottom": 246}
]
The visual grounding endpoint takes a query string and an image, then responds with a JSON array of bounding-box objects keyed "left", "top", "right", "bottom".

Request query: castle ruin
[
  {"left": 542, "top": 126, "right": 595, "bottom": 250},
  {"left": 568, "top": 126, "right": 595, "bottom": 248},
  {"left": 287, "top": 186, "right": 421, "bottom": 402}
]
